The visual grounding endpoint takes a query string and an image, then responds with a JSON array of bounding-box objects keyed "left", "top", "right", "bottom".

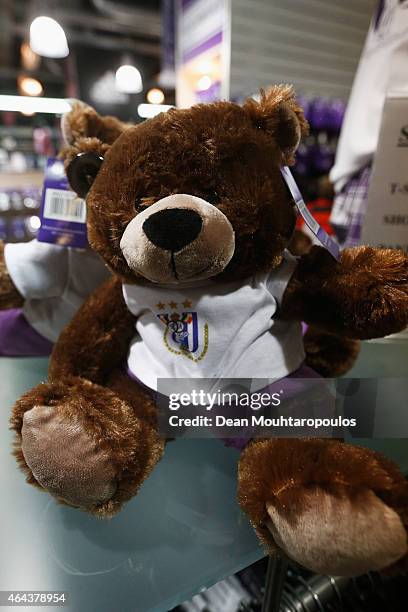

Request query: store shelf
[
  {"left": 0, "top": 341, "right": 407, "bottom": 611},
  {"left": 0, "top": 357, "right": 262, "bottom": 612},
  {"left": 0, "top": 170, "right": 44, "bottom": 189}
]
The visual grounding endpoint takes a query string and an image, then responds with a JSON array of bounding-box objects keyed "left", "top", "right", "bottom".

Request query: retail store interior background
[{"left": 0, "top": 1, "right": 407, "bottom": 611}]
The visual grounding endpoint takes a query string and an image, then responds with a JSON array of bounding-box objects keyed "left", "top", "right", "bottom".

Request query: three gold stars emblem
[{"left": 156, "top": 299, "right": 193, "bottom": 311}]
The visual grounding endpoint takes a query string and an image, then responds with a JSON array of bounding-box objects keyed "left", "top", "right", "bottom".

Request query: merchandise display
[
  {"left": 1, "top": 1, "right": 408, "bottom": 610},
  {"left": 0, "top": 125, "right": 59, "bottom": 242},
  {"left": 0, "top": 239, "right": 109, "bottom": 355},
  {"left": 294, "top": 95, "right": 344, "bottom": 203},
  {"left": 0, "top": 187, "right": 41, "bottom": 242},
  {"left": 330, "top": 0, "right": 408, "bottom": 244},
  {"left": 0, "top": 125, "right": 110, "bottom": 356},
  {"left": 0, "top": 157, "right": 110, "bottom": 356},
  {"left": 9, "top": 88, "right": 408, "bottom": 580}
]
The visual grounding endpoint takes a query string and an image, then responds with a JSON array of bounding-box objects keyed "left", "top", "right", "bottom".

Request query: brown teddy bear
[{"left": 10, "top": 86, "right": 408, "bottom": 577}]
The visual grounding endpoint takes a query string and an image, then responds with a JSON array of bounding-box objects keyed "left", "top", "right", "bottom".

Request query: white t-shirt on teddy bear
[
  {"left": 4, "top": 239, "right": 109, "bottom": 341},
  {"left": 123, "top": 250, "right": 305, "bottom": 390}
]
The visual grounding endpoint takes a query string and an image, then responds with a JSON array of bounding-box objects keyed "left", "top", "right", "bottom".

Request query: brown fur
[
  {"left": 9, "top": 87, "right": 408, "bottom": 575},
  {"left": 288, "top": 231, "right": 361, "bottom": 376},
  {"left": 243, "top": 85, "right": 309, "bottom": 165},
  {"left": 0, "top": 241, "right": 24, "bottom": 309},
  {"left": 282, "top": 245, "right": 408, "bottom": 339},
  {"left": 61, "top": 101, "right": 129, "bottom": 148},
  {"left": 66, "top": 94, "right": 304, "bottom": 282},
  {"left": 49, "top": 276, "right": 135, "bottom": 384},
  {"left": 287, "top": 228, "right": 313, "bottom": 257},
  {"left": 303, "top": 326, "right": 361, "bottom": 376}
]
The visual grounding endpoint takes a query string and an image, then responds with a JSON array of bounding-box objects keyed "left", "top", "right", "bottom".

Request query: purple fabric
[
  {"left": 331, "top": 165, "right": 372, "bottom": 248},
  {"left": 0, "top": 308, "right": 53, "bottom": 357},
  {"left": 222, "top": 364, "right": 321, "bottom": 450},
  {"left": 126, "top": 363, "right": 321, "bottom": 451}
]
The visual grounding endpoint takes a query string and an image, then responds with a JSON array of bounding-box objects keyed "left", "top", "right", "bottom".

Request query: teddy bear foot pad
[
  {"left": 11, "top": 378, "right": 165, "bottom": 516},
  {"left": 21, "top": 405, "right": 118, "bottom": 507},
  {"left": 266, "top": 486, "right": 407, "bottom": 576}
]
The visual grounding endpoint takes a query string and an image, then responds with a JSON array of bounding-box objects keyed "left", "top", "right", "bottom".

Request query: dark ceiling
[{"left": 0, "top": 0, "right": 167, "bottom": 121}]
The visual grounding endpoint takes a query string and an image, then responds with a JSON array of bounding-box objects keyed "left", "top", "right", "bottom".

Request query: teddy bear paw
[
  {"left": 303, "top": 327, "right": 360, "bottom": 377},
  {"left": 266, "top": 485, "right": 407, "bottom": 576},
  {"left": 21, "top": 405, "right": 117, "bottom": 509}
]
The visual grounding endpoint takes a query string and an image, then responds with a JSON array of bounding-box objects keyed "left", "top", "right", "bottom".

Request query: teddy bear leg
[
  {"left": 238, "top": 438, "right": 408, "bottom": 576},
  {"left": 11, "top": 373, "right": 164, "bottom": 517},
  {"left": 303, "top": 326, "right": 361, "bottom": 377}
]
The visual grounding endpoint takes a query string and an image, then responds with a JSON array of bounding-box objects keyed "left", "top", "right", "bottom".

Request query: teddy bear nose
[{"left": 142, "top": 208, "right": 203, "bottom": 251}]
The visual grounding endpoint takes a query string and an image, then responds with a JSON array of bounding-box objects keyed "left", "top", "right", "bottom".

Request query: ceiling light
[
  {"left": 0, "top": 95, "right": 71, "bottom": 114},
  {"left": 90, "top": 71, "right": 129, "bottom": 105},
  {"left": 147, "top": 88, "right": 165, "bottom": 105},
  {"left": 18, "top": 76, "right": 43, "bottom": 97},
  {"left": 137, "top": 104, "right": 173, "bottom": 119},
  {"left": 115, "top": 65, "right": 143, "bottom": 94},
  {"left": 21, "top": 41, "right": 40, "bottom": 71},
  {"left": 29, "top": 16, "right": 69, "bottom": 58}
]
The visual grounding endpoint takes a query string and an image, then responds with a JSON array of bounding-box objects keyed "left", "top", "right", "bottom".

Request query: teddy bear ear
[
  {"left": 243, "top": 85, "right": 309, "bottom": 165},
  {"left": 60, "top": 101, "right": 130, "bottom": 197},
  {"left": 61, "top": 100, "right": 128, "bottom": 147},
  {"left": 61, "top": 100, "right": 129, "bottom": 146}
]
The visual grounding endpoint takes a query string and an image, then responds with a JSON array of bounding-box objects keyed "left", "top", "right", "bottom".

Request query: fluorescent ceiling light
[
  {"left": 137, "top": 104, "right": 173, "bottom": 119},
  {"left": 115, "top": 65, "right": 143, "bottom": 94},
  {"left": 30, "top": 16, "right": 69, "bottom": 58},
  {"left": 0, "top": 95, "right": 71, "bottom": 114}
]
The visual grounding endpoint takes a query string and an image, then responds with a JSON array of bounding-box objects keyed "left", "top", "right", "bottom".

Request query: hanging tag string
[{"left": 280, "top": 166, "right": 340, "bottom": 261}]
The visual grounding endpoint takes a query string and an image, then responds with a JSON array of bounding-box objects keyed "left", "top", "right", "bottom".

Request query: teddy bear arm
[
  {"left": 49, "top": 275, "right": 136, "bottom": 384},
  {"left": 280, "top": 245, "right": 408, "bottom": 339},
  {"left": 0, "top": 241, "right": 24, "bottom": 309}
]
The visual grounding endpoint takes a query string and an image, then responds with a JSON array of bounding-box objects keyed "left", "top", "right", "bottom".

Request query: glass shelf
[
  {"left": 0, "top": 357, "right": 262, "bottom": 612},
  {"left": 1, "top": 338, "right": 407, "bottom": 611}
]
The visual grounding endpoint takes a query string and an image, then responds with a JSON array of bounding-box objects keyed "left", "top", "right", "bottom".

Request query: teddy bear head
[{"left": 62, "top": 85, "right": 307, "bottom": 285}]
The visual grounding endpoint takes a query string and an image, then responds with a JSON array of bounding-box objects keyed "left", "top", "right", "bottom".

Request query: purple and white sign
[{"left": 176, "top": 0, "right": 229, "bottom": 107}]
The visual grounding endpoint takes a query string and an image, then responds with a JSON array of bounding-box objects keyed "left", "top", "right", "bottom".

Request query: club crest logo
[{"left": 156, "top": 300, "right": 208, "bottom": 362}]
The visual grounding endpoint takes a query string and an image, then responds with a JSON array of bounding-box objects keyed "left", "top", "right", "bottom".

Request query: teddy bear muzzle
[{"left": 120, "top": 193, "right": 235, "bottom": 284}]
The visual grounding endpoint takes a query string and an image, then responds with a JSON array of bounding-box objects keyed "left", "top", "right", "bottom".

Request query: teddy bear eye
[
  {"left": 206, "top": 190, "right": 220, "bottom": 206},
  {"left": 66, "top": 151, "right": 104, "bottom": 198},
  {"left": 134, "top": 198, "right": 153, "bottom": 212}
]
